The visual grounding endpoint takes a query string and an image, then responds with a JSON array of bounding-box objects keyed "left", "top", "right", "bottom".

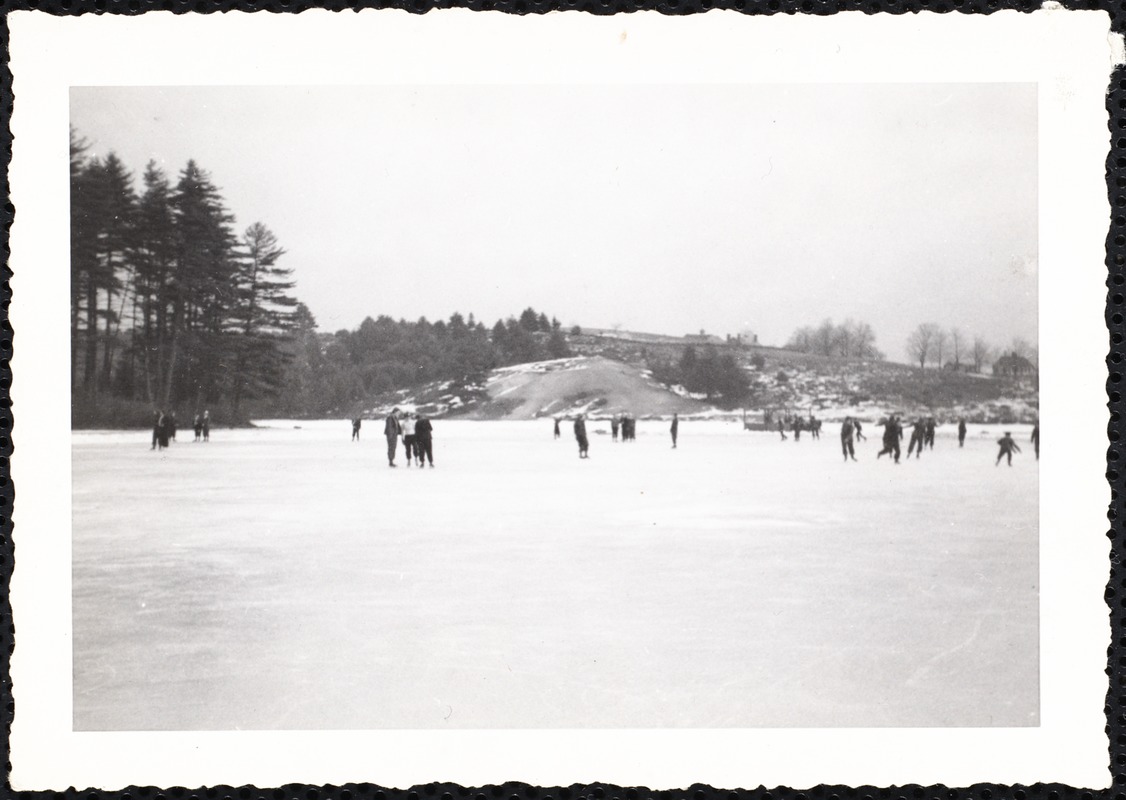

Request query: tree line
[
  {"left": 272, "top": 306, "right": 573, "bottom": 417},
  {"left": 904, "top": 323, "right": 1036, "bottom": 372},
  {"left": 647, "top": 345, "right": 751, "bottom": 408},
  {"left": 70, "top": 127, "right": 299, "bottom": 418},
  {"left": 785, "top": 319, "right": 884, "bottom": 360}
]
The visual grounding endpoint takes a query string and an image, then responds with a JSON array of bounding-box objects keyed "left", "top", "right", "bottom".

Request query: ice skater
[
  {"left": 415, "top": 414, "right": 434, "bottom": 467},
  {"left": 996, "top": 431, "right": 1022, "bottom": 466},
  {"left": 352, "top": 417, "right": 362, "bottom": 441},
  {"left": 670, "top": 413, "right": 679, "bottom": 449},
  {"left": 553, "top": 418, "right": 561, "bottom": 439},
  {"left": 574, "top": 414, "right": 590, "bottom": 459},
  {"left": 202, "top": 410, "right": 211, "bottom": 442},
  {"left": 193, "top": 413, "right": 203, "bottom": 442},
  {"left": 384, "top": 408, "right": 401, "bottom": 467},
  {"left": 958, "top": 418, "right": 967, "bottom": 448},
  {"left": 854, "top": 418, "right": 865, "bottom": 441},
  {"left": 1031, "top": 423, "right": 1039, "bottom": 460},
  {"left": 611, "top": 416, "right": 620, "bottom": 442},
  {"left": 778, "top": 418, "right": 787, "bottom": 441},
  {"left": 792, "top": 416, "right": 803, "bottom": 442},
  {"left": 924, "top": 417, "right": 936, "bottom": 450},
  {"left": 401, "top": 412, "right": 418, "bottom": 466},
  {"left": 169, "top": 412, "right": 177, "bottom": 442},
  {"left": 907, "top": 418, "right": 925, "bottom": 459},
  {"left": 809, "top": 416, "right": 821, "bottom": 439},
  {"left": 151, "top": 411, "right": 164, "bottom": 451},
  {"left": 840, "top": 416, "right": 858, "bottom": 462},
  {"left": 876, "top": 415, "right": 902, "bottom": 463}
]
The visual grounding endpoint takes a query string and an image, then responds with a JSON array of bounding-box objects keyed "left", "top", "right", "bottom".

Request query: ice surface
[{"left": 72, "top": 420, "right": 1038, "bottom": 730}]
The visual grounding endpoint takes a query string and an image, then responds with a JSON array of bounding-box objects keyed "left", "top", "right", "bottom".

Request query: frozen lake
[{"left": 72, "top": 419, "right": 1038, "bottom": 730}]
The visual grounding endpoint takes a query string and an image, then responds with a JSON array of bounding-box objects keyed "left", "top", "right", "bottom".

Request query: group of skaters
[
  {"left": 558, "top": 411, "right": 681, "bottom": 458},
  {"left": 868, "top": 414, "right": 1038, "bottom": 466},
  {"left": 150, "top": 409, "right": 210, "bottom": 450},
  {"left": 352, "top": 408, "right": 435, "bottom": 468},
  {"left": 777, "top": 414, "right": 824, "bottom": 442}
]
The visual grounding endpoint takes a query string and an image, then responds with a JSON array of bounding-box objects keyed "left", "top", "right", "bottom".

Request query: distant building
[
  {"left": 992, "top": 352, "right": 1037, "bottom": 377},
  {"left": 684, "top": 329, "right": 725, "bottom": 345}
]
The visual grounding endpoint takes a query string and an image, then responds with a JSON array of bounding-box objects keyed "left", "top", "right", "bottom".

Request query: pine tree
[
  {"left": 168, "top": 160, "right": 239, "bottom": 407},
  {"left": 229, "top": 222, "right": 297, "bottom": 413}
]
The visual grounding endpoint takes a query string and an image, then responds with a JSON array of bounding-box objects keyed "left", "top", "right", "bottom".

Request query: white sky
[{"left": 71, "top": 83, "right": 1037, "bottom": 362}]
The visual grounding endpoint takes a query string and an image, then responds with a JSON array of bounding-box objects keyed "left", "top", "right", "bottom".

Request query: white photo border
[{"left": 6, "top": 7, "right": 1119, "bottom": 791}]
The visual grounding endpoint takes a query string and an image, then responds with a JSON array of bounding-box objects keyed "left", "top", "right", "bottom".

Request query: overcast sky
[{"left": 71, "top": 84, "right": 1037, "bottom": 363}]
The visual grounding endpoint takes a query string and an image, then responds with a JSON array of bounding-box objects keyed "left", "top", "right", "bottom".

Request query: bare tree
[
  {"left": 949, "top": 327, "right": 964, "bottom": 367},
  {"left": 971, "top": 336, "right": 991, "bottom": 373},
  {"left": 906, "top": 323, "right": 941, "bottom": 369},
  {"left": 933, "top": 328, "right": 949, "bottom": 368},
  {"left": 1010, "top": 337, "right": 1038, "bottom": 367}
]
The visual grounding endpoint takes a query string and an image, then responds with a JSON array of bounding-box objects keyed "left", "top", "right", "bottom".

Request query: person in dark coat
[
  {"left": 1030, "top": 423, "right": 1039, "bottom": 460},
  {"left": 840, "top": 417, "right": 857, "bottom": 462},
  {"left": 876, "top": 415, "right": 902, "bottom": 463},
  {"left": 792, "top": 416, "right": 803, "bottom": 442},
  {"left": 553, "top": 418, "right": 561, "bottom": 439},
  {"left": 907, "top": 418, "right": 925, "bottom": 459},
  {"left": 160, "top": 412, "right": 175, "bottom": 448},
  {"left": 778, "top": 418, "right": 787, "bottom": 441},
  {"left": 996, "top": 431, "right": 1022, "bottom": 466},
  {"left": 384, "top": 408, "right": 401, "bottom": 467},
  {"left": 574, "top": 414, "right": 589, "bottom": 458},
  {"left": 352, "top": 417, "right": 362, "bottom": 441},
  {"left": 202, "top": 410, "right": 211, "bottom": 442},
  {"left": 670, "top": 413, "right": 679, "bottom": 449},
  {"left": 809, "top": 416, "right": 821, "bottom": 439},
  {"left": 152, "top": 411, "right": 163, "bottom": 451},
  {"left": 854, "top": 418, "right": 865, "bottom": 441},
  {"left": 958, "top": 418, "right": 967, "bottom": 448},
  {"left": 611, "top": 416, "right": 619, "bottom": 442},
  {"left": 924, "top": 417, "right": 936, "bottom": 449},
  {"left": 193, "top": 413, "right": 203, "bottom": 442},
  {"left": 152, "top": 411, "right": 171, "bottom": 451},
  {"left": 414, "top": 414, "right": 434, "bottom": 467}
]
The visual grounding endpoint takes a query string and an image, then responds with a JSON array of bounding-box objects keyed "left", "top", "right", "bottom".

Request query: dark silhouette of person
[
  {"left": 574, "top": 414, "right": 589, "bottom": 458},
  {"left": 907, "top": 418, "right": 925, "bottom": 459},
  {"left": 854, "top": 418, "right": 865, "bottom": 441},
  {"left": 611, "top": 416, "right": 619, "bottom": 442},
  {"left": 877, "top": 415, "right": 902, "bottom": 463},
  {"left": 352, "top": 417, "right": 362, "bottom": 441},
  {"left": 958, "top": 418, "right": 967, "bottom": 448},
  {"left": 169, "top": 412, "right": 178, "bottom": 442},
  {"left": 809, "top": 417, "right": 821, "bottom": 439},
  {"left": 840, "top": 417, "right": 857, "bottom": 462},
  {"left": 193, "top": 413, "right": 203, "bottom": 442},
  {"left": 554, "top": 418, "right": 561, "bottom": 439},
  {"left": 401, "top": 412, "right": 418, "bottom": 467},
  {"left": 792, "top": 416, "right": 803, "bottom": 442},
  {"left": 670, "top": 413, "right": 679, "bottom": 449},
  {"left": 152, "top": 411, "right": 171, "bottom": 451},
  {"left": 925, "top": 417, "right": 936, "bottom": 449},
  {"left": 202, "top": 410, "right": 211, "bottom": 442},
  {"left": 996, "top": 431, "right": 1022, "bottom": 466},
  {"left": 384, "top": 408, "right": 401, "bottom": 467},
  {"left": 1031, "top": 423, "right": 1039, "bottom": 460},
  {"left": 415, "top": 415, "right": 434, "bottom": 467},
  {"left": 778, "top": 418, "right": 787, "bottom": 441}
]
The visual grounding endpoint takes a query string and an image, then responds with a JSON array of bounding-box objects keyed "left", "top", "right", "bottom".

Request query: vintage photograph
[{"left": 67, "top": 82, "right": 1039, "bottom": 731}]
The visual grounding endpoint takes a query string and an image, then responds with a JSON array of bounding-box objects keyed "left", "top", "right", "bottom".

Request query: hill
[{"left": 360, "top": 356, "right": 709, "bottom": 420}]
